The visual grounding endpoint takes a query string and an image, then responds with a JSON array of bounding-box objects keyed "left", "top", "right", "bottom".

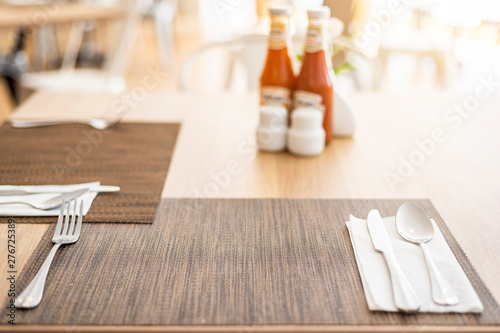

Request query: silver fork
[{"left": 16, "top": 199, "right": 84, "bottom": 309}]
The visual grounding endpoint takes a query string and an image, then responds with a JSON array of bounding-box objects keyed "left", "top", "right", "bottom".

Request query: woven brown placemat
[
  {"left": 8, "top": 199, "right": 499, "bottom": 326},
  {"left": 0, "top": 122, "right": 179, "bottom": 223}
]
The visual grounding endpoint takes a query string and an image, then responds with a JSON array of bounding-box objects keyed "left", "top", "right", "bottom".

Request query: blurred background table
[{"left": 0, "top": 3, "right": 127, "bottom": 29}]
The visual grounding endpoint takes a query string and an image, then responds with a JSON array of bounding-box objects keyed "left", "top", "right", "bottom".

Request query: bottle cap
[
  {"left": 257, "top": 105, "right": 288, "bottom": 152},
  {"left": 287, "top": 108, "right": 325, "bottom": 156},
  {"left": 268, "top": 4, "right": 293, "bottom": 16},
  {"left": 307, "top": 6, "right": 331, "bottom": 19}
]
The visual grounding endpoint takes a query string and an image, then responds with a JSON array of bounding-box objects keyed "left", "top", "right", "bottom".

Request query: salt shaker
[
  {"left": 287, "top": 108, "right": 325, "bottom": 156},
  {"left": 256, "top": 105, "right": 287, "bottom": 152}
]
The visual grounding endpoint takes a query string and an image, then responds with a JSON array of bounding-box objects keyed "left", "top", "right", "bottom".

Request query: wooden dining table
[
  {"left": 1, "top": 90, "right": 500, "bottom": 332},
  {"left": 0, "top": 3, "right": 127, "bottom": 29}
]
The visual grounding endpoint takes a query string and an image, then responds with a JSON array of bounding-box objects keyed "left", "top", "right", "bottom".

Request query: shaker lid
[
  {"left": 269, "top": 4, "right": 293, "bottom": 16},
  {"left": 307, "top": 6, "right": 331, "bottom": 18},
  {"left": 259, "top": 105, "right": 287, "bottom": 128},
  {"left": 290, "top": 108, "right": 323, "bottom": 132}
]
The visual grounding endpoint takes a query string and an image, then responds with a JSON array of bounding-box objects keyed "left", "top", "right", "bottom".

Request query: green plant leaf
[{"left": 334, "top": 62, "right": 355, "bottom": 75}]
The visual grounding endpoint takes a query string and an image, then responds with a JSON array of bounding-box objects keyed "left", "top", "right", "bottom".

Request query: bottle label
[
  {"left": 304, "top": 25, "right": 325, "bottom": 53},
  {"left": 294, "top": 90, "right": 325, "bottom": 114},
  {"left": 261, "top": 86, "right": 291, "bottom": 108},
  {"left": 269, "top": 20, "right": 287, "bottom": 50}
]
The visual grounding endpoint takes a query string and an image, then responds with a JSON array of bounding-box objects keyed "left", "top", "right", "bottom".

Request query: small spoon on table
[
  {"left": 396, "top": 203, "right": 460, "bottom": 306},
  {"left": 10, "top": 117, "right": 118, "bottom": 130}
]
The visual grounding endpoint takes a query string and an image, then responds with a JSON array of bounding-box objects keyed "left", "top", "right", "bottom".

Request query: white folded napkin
[
  {"left": 346, "top": 215, "right": 483, "bottom": 313},
  {"left": 0, "top": 182, "right": 100, "bottom": 216}
]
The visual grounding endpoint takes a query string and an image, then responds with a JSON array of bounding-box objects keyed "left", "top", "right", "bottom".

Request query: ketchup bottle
[
  {"left": 294, "top": 6, "right": 334, "bottom": 143},
  {"left": 260, "top": 4, "right": 296, "bottom": 112}
]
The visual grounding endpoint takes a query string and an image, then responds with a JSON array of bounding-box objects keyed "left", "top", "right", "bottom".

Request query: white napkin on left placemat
[
  {"left": 346, "top": 215, "right": 483, "bottom": 313},
  {"left": 0, "top": 182, "right": 100, "bottom": 216}
]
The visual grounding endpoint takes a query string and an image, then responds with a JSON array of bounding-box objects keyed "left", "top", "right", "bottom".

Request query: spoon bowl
[
  {"left": 396, "top": 203, "right": 460, "bottom": 306},
  {"left": 396, "top": 202, "right": 434, "bottom": 244},
  {"left": 86, "top": 118, "right": 114, "bottom": 130}
]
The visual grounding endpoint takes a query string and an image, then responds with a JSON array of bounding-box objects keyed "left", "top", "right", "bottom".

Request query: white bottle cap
[
  {"left": 269, "top": 4, "right": 293, "bottom": 16},
  {"left": 287, "top": 108, "right": 325, "bottom": 156},
  {"left": 307, "top": 6, "right": 331, "bottom": 18},
  {"left": 257, "top": 105, "right": 288, "bottom": 152}
]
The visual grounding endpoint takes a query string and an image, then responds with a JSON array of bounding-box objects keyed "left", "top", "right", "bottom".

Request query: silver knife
[
  {"left": 367, "top": 209, "right": 421, "bottom": 313},
  {"left": 38, "top": 188, "right": 90, "bottom": 210},
  {"left": 0, "top": 188, "right": 90, "bottom": 210},
  {"left": 0, "top": 185, "right": 120, "bottom": 196}
]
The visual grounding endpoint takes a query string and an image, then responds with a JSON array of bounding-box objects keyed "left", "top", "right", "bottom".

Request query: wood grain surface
[
  {"left": 0, "top": 122, "right": 180, "bottom": 223},
  {"left": 6, "top": 199, "right": 499, "bottom": 326},
  {"left": 2, "top": 91, "right": 500, "bottom": 332}
]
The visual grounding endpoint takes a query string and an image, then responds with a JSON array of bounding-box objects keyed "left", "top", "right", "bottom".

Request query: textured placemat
[
  {"left": 0, "top": 122, "right": 179, "bottom": 223},
  {"left": 8, "top": 199, "right": 500, "bottom": 326}
]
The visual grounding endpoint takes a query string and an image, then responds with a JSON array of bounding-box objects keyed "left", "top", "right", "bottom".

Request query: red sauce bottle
[
  {"left": 260, "top": 4, "right": 296, "bottom": 112},
  {"left": 294, "top": 6, "right": 334, "bottom": 143}
]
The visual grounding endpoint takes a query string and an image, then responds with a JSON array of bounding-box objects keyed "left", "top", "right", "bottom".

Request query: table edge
[{"left": 2, "top": 325, "right": 500, "bottom": 333}]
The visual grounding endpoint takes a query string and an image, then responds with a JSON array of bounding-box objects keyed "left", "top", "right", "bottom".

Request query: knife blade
[
  {"left": 0, "top": 185, "right": 120, "bottom": 196},
  {"left": 367, "top": 209, "right": 421, "bottom": 313},
  {"left": 367, "top": 209, "right": 394, "bottom": 252},
  {"left": 38, "top": 188, "right": 90, "bottom": 210}
]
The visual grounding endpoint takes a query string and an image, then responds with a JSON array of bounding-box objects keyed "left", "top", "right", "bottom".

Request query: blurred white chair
[
  {"left": 58, "top": 0, "right": 122, "bottom": 72},
  {"left": 180, "top": 34, "right": 283, "bottom": 92},
  {"left": 20, "top": 0, "right": 151, "bottom": 93},
  {"left": 152, "top": 0, "right": 178, "bottom": 68},
  {"left": 198, "top": 0, "right": 258, "bottom": 41},
  {"left": 31, "top": 26, "right": 59, "bottom": 71},
  {"left": 76, "top": 0, "right": 178, "bottom": 70}
]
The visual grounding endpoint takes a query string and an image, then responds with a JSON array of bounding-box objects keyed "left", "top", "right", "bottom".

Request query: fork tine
[
  {"left": 62, "top": 199, "right": 73, "bottom": 235},
  {"left": 70, "top": 199, "right": 77, "bottom": 234},
  {"left": 55, "top": 200, "right": 66, "bottom": 235},
  {"left": 68, "top": 199, "right": 77, "bottom": 235},
  {"left": 73, "top": 200, "right": 84, "bottom": 239}
]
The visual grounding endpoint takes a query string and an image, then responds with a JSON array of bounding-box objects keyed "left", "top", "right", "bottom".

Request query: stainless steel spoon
[{"left": 396, "top": 203, "right": 459, "bottom": 306}]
